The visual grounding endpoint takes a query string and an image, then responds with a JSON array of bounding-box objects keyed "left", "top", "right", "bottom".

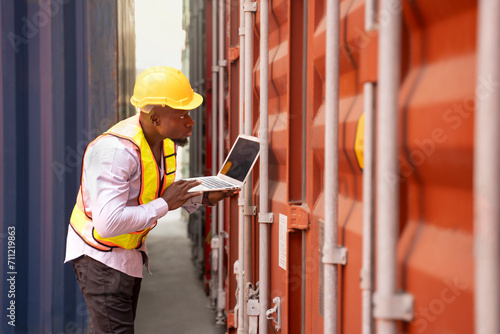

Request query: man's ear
[{"left": 149, "top": 113, "right": 159, "bottom": 126}]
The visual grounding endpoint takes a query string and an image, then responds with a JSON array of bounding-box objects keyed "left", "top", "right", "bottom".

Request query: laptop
[{"left": 186, "top": 134, "right": 260, "bottom": 192}]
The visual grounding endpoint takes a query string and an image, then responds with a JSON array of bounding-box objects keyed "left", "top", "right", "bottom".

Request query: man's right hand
[{"left": 160, "top": 180, "right": 203, "bottom": 211}]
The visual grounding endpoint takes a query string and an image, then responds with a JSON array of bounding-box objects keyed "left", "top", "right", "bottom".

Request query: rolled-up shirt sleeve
[
  {"left": 182, "top": 194, "right": 203, "bottom": 213},
  {"left": 84, "top": 144, "right": 169, "bottom": 239}
]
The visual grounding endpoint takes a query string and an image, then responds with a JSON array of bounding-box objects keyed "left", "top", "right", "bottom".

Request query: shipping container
[
  {"left": 0, "top": 0, "right": 135, "bottom": 332},
  {"left": 183, "top": 0, "right": 496, "bottom": 333},
  {"left": 1, "top": 0, "right": 497, "bottom": 333}
]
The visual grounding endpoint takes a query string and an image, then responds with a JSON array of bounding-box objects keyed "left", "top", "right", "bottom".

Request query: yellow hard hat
[{"left": 130, "top": 66, "right": 203, "bottom": 110}]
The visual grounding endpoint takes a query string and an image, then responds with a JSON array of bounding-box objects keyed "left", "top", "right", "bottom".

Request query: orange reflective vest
[{"left": 70, "top": 114, "right": 176, "bottom": 251}]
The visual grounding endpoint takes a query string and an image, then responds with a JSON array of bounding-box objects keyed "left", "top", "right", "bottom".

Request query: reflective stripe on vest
[{"left": 69, "top": 114, "right": 176, "bottom": 251}]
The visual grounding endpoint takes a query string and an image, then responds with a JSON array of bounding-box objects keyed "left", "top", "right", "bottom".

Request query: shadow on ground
[{"left": 135, "top": 209, "right": 226, "bottom": 334}]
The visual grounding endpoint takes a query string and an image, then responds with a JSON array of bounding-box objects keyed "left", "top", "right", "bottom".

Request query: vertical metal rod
[
  {"left": 301, "top": 0, "right": 308, "bottom": 202},
  {"left": 474, "top": 0, "right": 500, "bottom": 333},
  {"left": 301, "top": 1, "right": 308, "bottom": 333},
  {"left": 196, "top": 2, "right": 202, "bottom": 180},
  {"left": 361, "top": 83, "right": 375, "bottom": 334},
  {"left": 191, "top": 4, "right": 199, "bottom": 173},
  {"left": 243, "top": 0, "right": 255, "bottom": 332},
  {"left": 375, "top": 0, "right": 402, "bottom": 333},
  {"left": 238, "top": 0, "right": 247, "bottom": 332},
  {"left": 324, "top": 0, "right": 340, "bottom": 333},
  {"left": 211, "top": 0, "right": 218, "bottom": 311},
  {"left": 361, "top": 1, "right": 377, "bottom": 334},
  {"left": 216, "top": 0, "right": 226, "bottom": 324},
  {"left": 258, "top": 0, "right": 269, "bottom": 333}
]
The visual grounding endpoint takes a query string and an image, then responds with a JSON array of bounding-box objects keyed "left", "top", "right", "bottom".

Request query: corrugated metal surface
[
  {"left": 256, "top": 0, "right": 306, "bottom": 332},
  {"left": 308, "top": 1, "right": 365, "bottom": 332},
  {"left": 0, "top": 0, "right": 483, "bottom": 331},
  {"left": 0, "top": 1, "right": 135, "bottom": 332},
  {"left": 187, "top": 0, "right": 480, "bottom": 332},
  {"left": 397, "top": 1, "right": 476, "bottom": 332}
]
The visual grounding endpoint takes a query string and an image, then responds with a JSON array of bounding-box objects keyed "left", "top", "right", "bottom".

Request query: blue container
[{"left": 0, "top": 0, "right": 135, "bottom": 332}]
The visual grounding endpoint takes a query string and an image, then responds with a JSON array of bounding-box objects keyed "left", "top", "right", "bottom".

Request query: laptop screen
[{"left": 220, "top": 137, "right": 260, "bottom": 182}]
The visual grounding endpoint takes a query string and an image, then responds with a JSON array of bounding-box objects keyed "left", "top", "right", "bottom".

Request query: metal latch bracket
[
  {"left": 247, "top": 299, "right": 260, "bottom": 316},
  {"left": 322, "top": 246, "right": 348, "bottom": 265},
  {"left": 244, "top": 2, "right": 258, "bottom": 12},
  {"left": 266, "top": 297, "right": 281, "bottom": 331},
  {"left": 247, "top": 299, "right": 260, "bottom": 334},
  {"left": 258, "top": 212, "right": 274, "bottom": 224},
  {"left": 288, "top": 205, "right": 310, "bottom": 229},
  {"left": 244, "top": 206, "right": 257, "bottom": 216},
  {"left": 211, "top": 236, "right": 220, "bottom": 249},
  {"left": 373, "top": 292, "right": 414, "bottom": 321}
]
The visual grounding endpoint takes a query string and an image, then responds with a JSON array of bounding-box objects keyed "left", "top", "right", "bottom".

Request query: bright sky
[{"left": 135, "top": 1, "right": 186, "bottom": 74}]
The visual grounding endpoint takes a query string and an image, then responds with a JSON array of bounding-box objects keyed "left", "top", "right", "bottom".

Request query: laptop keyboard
[{"left": 201, "top": 178, "right": 237, "bottom": 189}]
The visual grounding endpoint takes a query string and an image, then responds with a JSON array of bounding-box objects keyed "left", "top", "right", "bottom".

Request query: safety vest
[{"left": 69, "top": 114, "right": 176, "bottom": 251}]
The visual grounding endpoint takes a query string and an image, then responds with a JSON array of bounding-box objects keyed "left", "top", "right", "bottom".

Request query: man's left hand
[{"left": 206, "top": 189, "right": 240, "bottom": 205}]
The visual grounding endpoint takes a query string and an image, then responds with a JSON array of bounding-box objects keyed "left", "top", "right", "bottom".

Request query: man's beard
[{"left": 172, "top": 138, "right": 189, "bottom": 147}]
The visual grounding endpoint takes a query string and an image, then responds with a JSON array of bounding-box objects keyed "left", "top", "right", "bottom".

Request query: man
[{"left": 65, "top": 66, "right": 234, "bottom": 333}]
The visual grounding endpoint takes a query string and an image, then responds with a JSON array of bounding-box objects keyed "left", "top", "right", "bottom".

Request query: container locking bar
[
  {"left": 238, "top": 194, "right": 245, "bottom": 206},
  {"left": 373, "top": 292, "right": 414, "bottom": 322},
  {"left": 360, "top": 269, "right": 372, "bottom": 290}
]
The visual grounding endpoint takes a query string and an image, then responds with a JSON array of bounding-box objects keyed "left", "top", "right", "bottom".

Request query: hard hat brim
[
  {"left": 131, "top": 91, "right": 203, "bottom": 111},
  {"left": 173, "top": 91, "right": 204, "bottom": 110}
]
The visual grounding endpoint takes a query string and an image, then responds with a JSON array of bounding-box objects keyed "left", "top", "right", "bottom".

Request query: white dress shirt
[{"left": 65, "top": 135, "right": 201, "bottom": 277}]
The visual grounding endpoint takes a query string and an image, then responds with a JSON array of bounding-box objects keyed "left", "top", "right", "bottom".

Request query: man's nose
[{"left": 185, "top": 114, "right": 195, "bottom": 127}]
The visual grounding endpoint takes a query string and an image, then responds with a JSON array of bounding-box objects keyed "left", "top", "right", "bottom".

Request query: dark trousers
[{"left": 72, "top": 255, "right": 142, "bottom": 334}]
